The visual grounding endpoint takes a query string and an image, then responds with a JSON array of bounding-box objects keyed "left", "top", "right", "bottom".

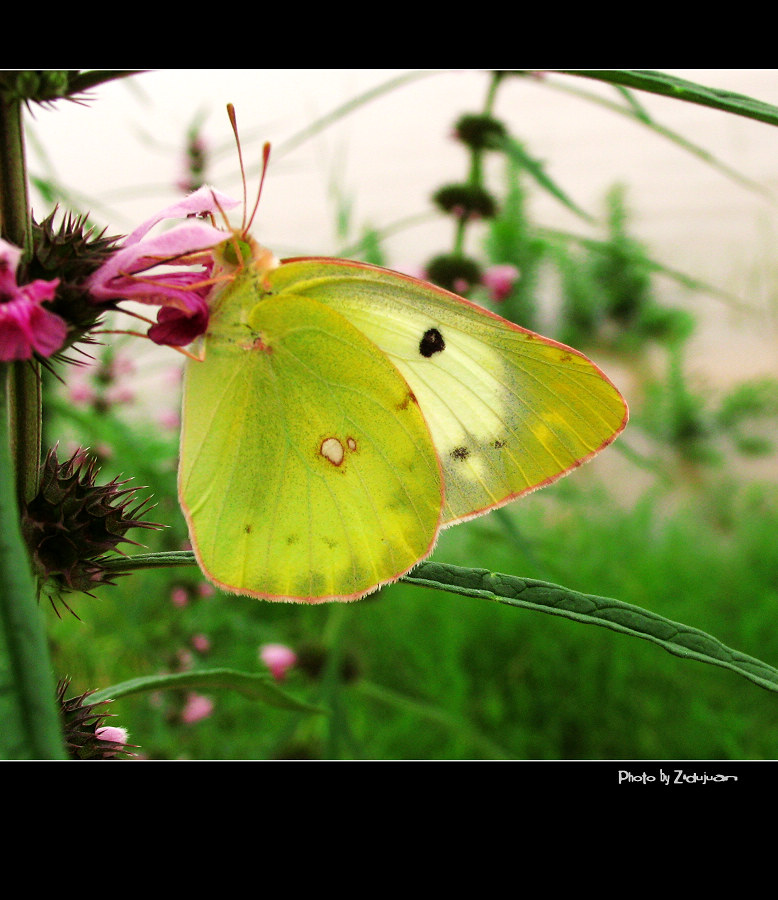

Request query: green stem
[
  {"left": 0, "top": 368, "right": 65, "bottom": 759},
  {"left": 0, "top": 95, "right": 41, "bottom": 506},
  {"left": 0, "top": 92, "right": 63, "bottom": 759},
  {"left": 0, "top": 93, "right": 31, "bottom": 254},
  {"left": 8, "top": 362, "right": 41, "bottom": 505},
  {"left": 450, "top": 71, "right": 507, "bottom": 260},
  {"left": 484, "top": 72, "right": 502, "bottom": 115}
]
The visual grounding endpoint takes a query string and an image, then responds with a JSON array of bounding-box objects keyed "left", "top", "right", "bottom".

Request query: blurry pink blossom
[
  {"left": 171, "top": 586, "right": 189, "bottom": 607},
  {"left": 197, "top": 582, "right": 215, "bottom": 598},
  {"left": 181, "top": 692, "right": 214, "bottom": 724},
  {"left": 109, "top": 353, "right": 136, "bottom": 378},
  {"left": 260, "top": 643, "right": 298, "bottom": 682},
  {"left": 68, "top": 378, "right": 97, "bottom": 405},
  {"left": 0, "top": 238, "right": 66, "bottom": 361},
  {"left": 155, "top": 408, "right": 181, "bottom": 430},
  {"left": 192, "top": 633, "right": 211, "bottom": 653},
  {"left": 176, "top": 648, "right": 194, "bottom": 670},
  {"left": 482, "top": 263, "right": 520, "bottom": 302},
  {"left": 105, "top": 384, "right": 135, "bottom": 405}
]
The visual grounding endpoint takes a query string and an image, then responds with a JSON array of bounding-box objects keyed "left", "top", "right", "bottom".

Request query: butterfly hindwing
[{"left": 179, "top": 275, "right": 443, "bottom": 602}]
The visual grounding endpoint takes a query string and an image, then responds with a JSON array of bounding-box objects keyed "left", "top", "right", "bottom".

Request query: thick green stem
[
  {"left": 0, "top": 93, "right": 63, "bottom": 759},
  {"left": 0, "top": 369, "right": 65, "bottom": 759},
  {"left": 0, "top": 94, "right": 31, "bottom": 254},
  {"left": 8, "top": 362, "right": 41, "bottom": 505},
  {"left": 0, "top": 95, "right": 41, "bottom": 506}
]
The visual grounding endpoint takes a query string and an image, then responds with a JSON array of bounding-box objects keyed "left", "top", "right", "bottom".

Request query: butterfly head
[
  {"left": 212, "top": 229, "right": 279, "bottom": 282},
  {"left": 210, "top": 105, "right": 280, "bottom": 283}
]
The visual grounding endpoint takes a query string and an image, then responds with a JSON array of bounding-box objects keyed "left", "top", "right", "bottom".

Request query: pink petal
[
  {"left": 483, "top": 263, "right": 520, "bottom": 302},
  {"left": 259, "top": 643, "right": 298, "bottom": 681},
  {"left": 192, "top": 634, "right": 211, "bottom": 653},
  {"left": 87, "top": 222, "right": 225, "bottom": 303},
  {"left": 147, "top": 298, "right": 209, "bottom": 346},
  {"left": 96, "top": 725, "right": 128, "bottom": 744},
  {"left": 181, "top": 693, "right": 214, "bottom": 724},
  {"left": 125, "top": 186, "right": 239, "bottom": 245},
  {"left": 0, "top": 238, "right": 23, "bottom": 294},
  {"left": 0, "top": 294, "right": 66, "bottom": 361}
]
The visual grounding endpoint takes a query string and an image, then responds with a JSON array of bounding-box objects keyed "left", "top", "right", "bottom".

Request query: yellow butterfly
[{"left": 179, "top": 238, "right": 627, "bottom": 602}]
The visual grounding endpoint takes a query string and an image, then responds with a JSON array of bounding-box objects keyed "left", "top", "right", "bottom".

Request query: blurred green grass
[{"left": 46, "top": 421, "right": 778, "bottom": 759}]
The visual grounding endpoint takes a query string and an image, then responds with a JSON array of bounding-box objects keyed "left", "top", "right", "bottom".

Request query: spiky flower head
[
  {"left": 425, "top": 253, "right": 483, "bottom": 296},
  {"left": 27, "top": 210, "right": 121, "bottom": 355},
  {"left": 22, "top": 447, "right": 162, "bottom": 613},
  {"left": 57, "top": 677, "right": 134, "bottom": 760},
  {"left": 453, "top": 113, "right": 508, "bottom": 151},
  {"left": 432, "top": 183, "right": 498, "bottom": 221},
  {"left": 0, "top": 70, "right": 138, "bottom": 109}
]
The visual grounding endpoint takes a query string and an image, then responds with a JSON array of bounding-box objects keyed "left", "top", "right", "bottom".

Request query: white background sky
[{"left": 25, "top": 69, "right": 778, "bottom": 390}]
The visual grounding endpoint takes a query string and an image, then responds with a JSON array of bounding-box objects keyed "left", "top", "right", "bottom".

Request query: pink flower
[
  {"left": 191, "top": 633, "right": 211, "bottom": 654},
  {"left": 87, "top": 186, "right": 240, "bottom": 347},
  {"left": 482, "top": 263, "right": 520, "bottom": 302},
  {"left": 155, "top": 408, "right": 181, "bottom": 430},
  {"left": 96, "top": 725, "right": 128, "bottom": 745},
  {"left": 171, "top": 586, "right": 189, "bottom": 607},
  {"left": 0, "top": 238, "right": 66, "bottom": 361},
  {"left": 95, "top": 725, "right": 130, "bottom": 758},
  {"left": 181, "top": 692, "right": 214, "bottom": 724},
  {"left": 259, "top": 643, "right": 298, "bottom": 682},
  {"left": 68, "top": 378, "right": 97, "bottom": 405}
]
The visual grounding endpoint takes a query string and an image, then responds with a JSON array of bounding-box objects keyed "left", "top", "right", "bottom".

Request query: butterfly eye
[
  {"left": 419, "top": 327, "right": 445, "bottom": 357},
  {"left": 221, "top": 238, "right": 253, "bottom": 268}
]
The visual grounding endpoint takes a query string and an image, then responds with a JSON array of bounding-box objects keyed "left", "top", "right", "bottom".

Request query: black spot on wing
[
  {"left": 451, "top": 446, "right": 470, "bottom": 461},
  {"left": 419, "top": 328, "right": 445, "bottom": 358}
]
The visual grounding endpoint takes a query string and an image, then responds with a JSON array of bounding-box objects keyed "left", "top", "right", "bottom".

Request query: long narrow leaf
[
  {"left": 89, "top": 668, "right": 324, "bottom": 714},
  {"left": 110, "top": 551, "right": 778, "bottom": 694},
  {"left": 498, "top": 134, "right": 594, "bottom": 222},
  {"left": 531, "top": 75, "right": 776, "bottom": 203},
  {"left": 403, "top": 562, "right": 778, "bottom": 694},
  {"left": 560, "top": 70, "right": 778, "bottom": 128}
]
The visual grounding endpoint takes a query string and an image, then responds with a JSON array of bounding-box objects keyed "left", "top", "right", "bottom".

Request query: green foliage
[
  {"left": 483, "top": 161, "right": 546, "bottom": 331},
  {"left": 639, "top": 344, "right": 778, "bottom": 464},
  {"left": 561, "top": 69, "right": 778, "bottom": 128},
  {"left": 45, "top": 470, "right": 778, "bottom": 759}
]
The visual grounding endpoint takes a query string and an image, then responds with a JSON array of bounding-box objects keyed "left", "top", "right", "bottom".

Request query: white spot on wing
[{"left": 320, "top": 437, "right": 345, "bottom": 466}]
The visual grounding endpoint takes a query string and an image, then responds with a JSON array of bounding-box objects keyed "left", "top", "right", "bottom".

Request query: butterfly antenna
[
  {"left": 226, "top": 103, "right": 248, "bottom": 233},
  {"left": 245, "top": 141, "right": 271, "bottom": 236}
]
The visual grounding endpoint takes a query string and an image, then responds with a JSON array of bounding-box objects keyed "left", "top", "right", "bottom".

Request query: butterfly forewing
[{"left": 267, "top": 259, "right": 628, "bottom": 525}]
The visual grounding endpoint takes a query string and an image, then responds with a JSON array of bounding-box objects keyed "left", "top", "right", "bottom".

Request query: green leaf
[
  {"left": 88, "top": 668, "right": 325, "bottom": 714},
  {"left": 497, "top": 134, "right": 594, "bottom": 222},
  {"left": 109, "top": 551, "right": 778, "bottom": 694},
  {"left": 535, "top": 76, "right": 776, "bottom": 202},
  {"left": 403, "top": 561, "right": 778, "bottom": 694},
  {"left": 560, "top": 70, "right": 778, "bottom": 128}
]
